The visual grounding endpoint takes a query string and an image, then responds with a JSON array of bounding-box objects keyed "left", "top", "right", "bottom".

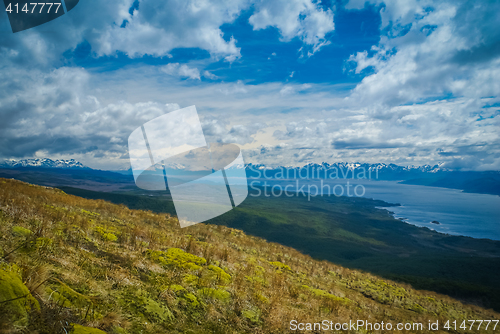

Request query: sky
[{"left": 0, "top": 0, "right": 499, "bottom": 170}]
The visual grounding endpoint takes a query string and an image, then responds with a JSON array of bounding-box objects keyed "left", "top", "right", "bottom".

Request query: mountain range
[
  {"left": 0, "top": 158, "right": 476, "bottom": 174},
  {"left": 0, "top": 158, "right": 87, "bottom": 169},
  {"left": 1, "top": 158, "right": 499, "bottom": 196}
]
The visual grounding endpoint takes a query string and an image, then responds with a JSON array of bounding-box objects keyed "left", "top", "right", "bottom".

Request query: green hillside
[
  {"left": 61, "top": 185, "right": 500, "bottom": 313},
  {"left": 0, "top": 178, "right": 498, "bottom": 333}
]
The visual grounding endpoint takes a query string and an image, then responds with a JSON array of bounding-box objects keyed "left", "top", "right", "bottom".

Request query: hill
[
  {"left": 0, "top": 178, "right": 499, "bottom": 333},
  {"left": 60, "top": 185, "right": 500, "bottom": 313}
]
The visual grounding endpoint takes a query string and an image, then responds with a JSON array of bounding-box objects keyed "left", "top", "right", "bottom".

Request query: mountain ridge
[
  {"left": 2, "top": 158, "right": 499, "bottom": 196},
  {"left": 0, "top": 158, "right": 87, "bottom": 169},
  {"left": 5, "top": 158, "right": 499, "bottom": 174}
]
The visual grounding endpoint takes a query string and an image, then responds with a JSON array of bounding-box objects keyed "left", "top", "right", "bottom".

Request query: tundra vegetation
[{"left": 0, "top": 178, "right": 498, "bottom": 333}]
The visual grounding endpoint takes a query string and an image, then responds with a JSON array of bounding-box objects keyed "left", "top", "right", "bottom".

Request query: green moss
[
  {"left": 169, "top": 284, "right": 200, "bottom": 308},
  {"left": 329, "top": 271, "right": 341, "bottom": 278},
  {"left": 183, "top": 274, "right": 198, "bottom": 285},
  {"left": 242, "top": 307, "right": 261, "bottom": 323},
  {"left": 35, "top": 237, "right": 53, "bottom": 251},
  {"left": 255, "top": 266, "right": 265, "bottom": 274},
  {"left": 103, "top": 233, "right": 118, "bottom": 242},
  {"left": 207, "top": 265, "right": 231, "bottom": 284},
  {"left": 165, "top": 248, "right": 206, "bottom": 270},
  {"left": 146, "top": 250, "right": 164, "bottom": 263},
  {"left": 198, "top": 288, "right": 231, "bottom": 303},
  {"left": 269, "top": 261, "right": 291, "bottom": 271},
  {"left": 409, "top": 303, "right": 426, "bottom": 313},
  {"left": 254, "top": 293, "right": 269, "bottom": 304},
  {"left": 81, "top": 209, "right": 100, "bottom": 217},
  {"left": 95, "top": 226, "right": 118, "bottom": 242},
  {"left": 245, "top": 276, "right": 268, "bottom": 286},
  {"left": 71, "top": 324, "right": 107, "bottom": 334},
  {"left": 12, "top": 225, "right": 32, "bottom": 238},
  {"left": 169, "top": 284, "right": 185, "bottom": 293},
  {"left": 147, "top": 248, "right": 206, "bottom": 270},
  {"left": 353, "top": 279, "right": 409, "bottom": 305},
  {"left": 183, "top": 293, "right": 200, "bottom": 308},
  {"left": 47, "top": 282, "right": 91, "bottom": 309},
  {"left": 111, "top": 326, "right": 128, "bottom": 334},
  {"left": 46, "top": 287, "right": 72, "bottom": 308},
  {"left": 301, "top": 285, "right": 350, "bottom": 304},
  {"left": 0, "top": 264, "right": 40, "bottom": 326},
  {"left": 120, "top": 289, "right": 174, "bottom": 324}
]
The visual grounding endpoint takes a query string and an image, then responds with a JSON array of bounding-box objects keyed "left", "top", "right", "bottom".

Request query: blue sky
[
  {"left": 0, "top": 0, "right": 499, "bottom": 170},
  {"left": 65, "top": 2, "right": 380, "bottom": 85}
]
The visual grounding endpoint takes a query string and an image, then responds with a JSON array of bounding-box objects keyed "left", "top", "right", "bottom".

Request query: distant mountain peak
[
  {"left": 244, "top": 161, "right": 451, "bottom": 173},
  {"left": 0, "top": 158, "right": 87, "bottom": 169}
]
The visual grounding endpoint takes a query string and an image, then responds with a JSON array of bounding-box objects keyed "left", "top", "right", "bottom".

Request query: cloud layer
[{"left": 0, "top": 0, "right": 499, "bottom": 171}]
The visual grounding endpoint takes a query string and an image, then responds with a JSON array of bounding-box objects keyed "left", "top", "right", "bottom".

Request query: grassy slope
[
  {"left": 1, "top": 179, "right": 499, "bottom": 333},
  {"left": 59, "top": 185, "right": 500, "bottom": 313}
]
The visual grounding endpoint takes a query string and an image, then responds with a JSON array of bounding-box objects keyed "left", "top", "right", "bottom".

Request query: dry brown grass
[{"left": 0, "top": 178, "right": 498, "bottom": 334}]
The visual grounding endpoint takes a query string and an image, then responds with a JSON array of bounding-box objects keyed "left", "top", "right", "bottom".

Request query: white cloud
[
  {"left": 249, "top": 0, "right": 335, "bottom": 55},
  {"left": 217, "top": 80, "right": 248, "bottom": 95},
  {"left": 1, "top": 0, "right": 499, "bottom": 170},
  {"left": 0, "top": 0, "right": 246, "bottom": 67},
  {"left": 280, "top": 86, "right": 295, "bottom": 96},
  {"left": 280, "top": 83, "right": 312, "bottom": 96},
  {"left": 161, "top": 63, "right": 201, "bottom": 80},
  {"left": 345, "top": 0, "right": 500, "bottom": 107},
  {"left": 0, "top": 64, "right": 183, "bottom": 165},
  {"left": 88, "top": 0, "right": 247, "bottom": 61},
  {"left": 0, "top": 0, "right": 338, "bottom": 70},
  {"left": 1, "top": 59, "right": 498, "bottom": 170},
  {"left": 202, "top": 117, "right": 264, "bottom": 145},
  {"left": 203, "top": 70, "right": 218, "bottom": 80}
]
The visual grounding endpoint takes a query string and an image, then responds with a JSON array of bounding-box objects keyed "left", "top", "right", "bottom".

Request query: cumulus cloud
[
  {"left": 1, "top": 56, "right": 498, "bottom": 170},
  {"left": 257, "top": 0, "right": 497, "bottom": 169},
  {"left": 1, "top": 0, "right": 499, "bottom": 171},
  {"left": 0, "top": 0, "right": 338, "bottom": 69},
  {"left": 0, "top": 63, "right": 182, "bottom": 161},
  {"left": 201, "top": 116, "right": 264, "bottom": 145},
  {"left": 249, "top": 0, "right": 335, "bottom": 55},
  {"left": 0, "top": 0, "right": 243, "bottom": 68},
  {"left": 260, "top": 94, "right": 500, "bottom": 169},
  {"left": 92, "top": 0, "right": 246, "bottom": 61},
  {"left": 0, "top": 0, "right": 341, "bottom": 167},
  {"left": 345, "top": 0, "right": 500, "bottom": 107}
]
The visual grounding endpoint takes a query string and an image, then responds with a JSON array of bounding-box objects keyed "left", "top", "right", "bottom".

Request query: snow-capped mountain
[
  {"left": 244, "top": 162, "right": 450, "bottom": 172},
  {"left": 0, "top": 158, "right": 453, "bottom": 174},
  {"left": 242, "top": 161, "right": 454, "bottom": 180},
  {"left": 0, "top": 158, "right": 87, "bottom": 169}
]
